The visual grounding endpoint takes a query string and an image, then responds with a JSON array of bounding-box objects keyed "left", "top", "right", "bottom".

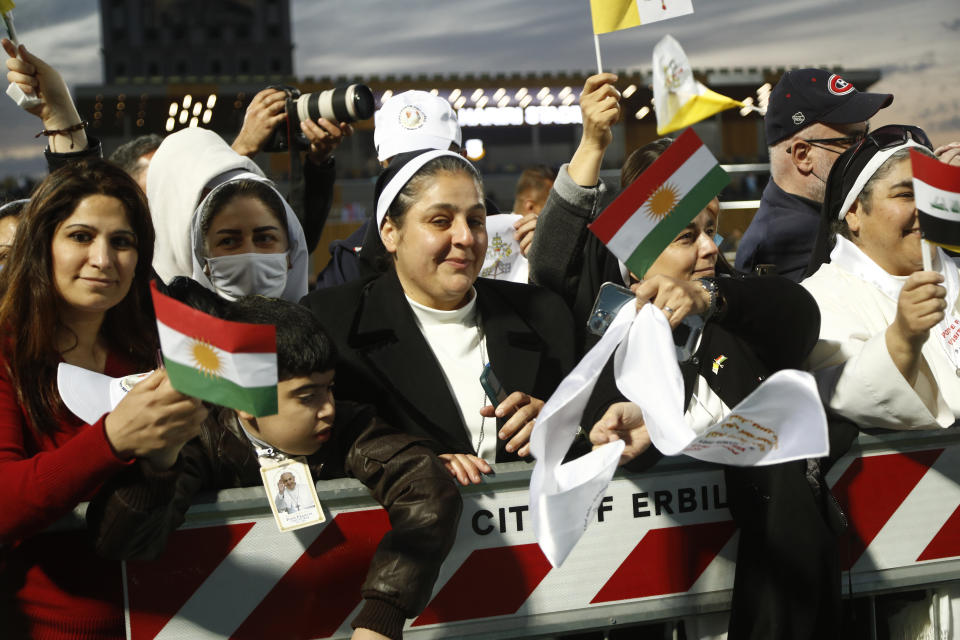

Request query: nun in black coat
[{"left": 303, "top": 150, "right": 578, "bottom": 485}]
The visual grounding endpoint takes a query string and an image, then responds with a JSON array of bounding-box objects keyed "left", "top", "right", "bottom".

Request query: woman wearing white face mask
[{"left": 189, "top": 177, "right": 308, "bottom": 301}]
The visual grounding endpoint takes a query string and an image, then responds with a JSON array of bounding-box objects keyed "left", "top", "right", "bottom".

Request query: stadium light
[
  {"left": 634, "top": 106, "right": 650, "bottom": 120},
  {"left": 515, "top": 87, "right": 528, "bottom": 101},
  {"left": 623, "top": 84, "right": 637, "bottom": 99},
  {"left": 493, "top": 88, "right": 506, "bottom": 101},
  {"left": 465, "top": 138, "right": 485, "bottom": 161},
  {"left": 471, "top": 88, "right": 484, "bottom": 103}
]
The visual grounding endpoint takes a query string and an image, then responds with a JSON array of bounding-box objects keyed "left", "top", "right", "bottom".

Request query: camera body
[{"left": 262, "top": 84, "right": 375, "bottom": 153}]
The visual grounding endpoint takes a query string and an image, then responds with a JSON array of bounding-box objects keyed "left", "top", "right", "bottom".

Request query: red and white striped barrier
[{"left": 116, "top": 430, "right": 960, "bottom": 639}]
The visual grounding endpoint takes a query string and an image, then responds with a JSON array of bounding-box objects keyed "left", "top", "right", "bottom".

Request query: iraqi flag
[
  {"left": 913, "top": 149, "right": 960, "bottom": 252},
  {"left": 150, "top": 282, "right": 278, "bottom": 416},
  {"left": 588, "top": 128, "right": 729, "bottom": 277},
  {"left": 590, "top": 0, "right": 694, "bottom": 34}
]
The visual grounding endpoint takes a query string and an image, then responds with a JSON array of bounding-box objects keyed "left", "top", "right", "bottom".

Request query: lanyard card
[{"left": 259, "top": 457, "right": 326, "bottom": 532}]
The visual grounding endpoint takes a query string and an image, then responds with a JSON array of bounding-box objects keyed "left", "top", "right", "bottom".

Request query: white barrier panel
[{"left": 57, "top": 429, "right": 960, "bottom": 639}]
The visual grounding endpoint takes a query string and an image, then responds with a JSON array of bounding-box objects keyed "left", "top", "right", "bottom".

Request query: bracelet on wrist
[{"left": 36, "top": 120, "right": 88, "bottom": 149}]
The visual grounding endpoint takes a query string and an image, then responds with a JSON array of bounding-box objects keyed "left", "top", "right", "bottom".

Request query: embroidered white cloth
[{"left": 530, "top": 303, "right": 828, "bottom": 567}]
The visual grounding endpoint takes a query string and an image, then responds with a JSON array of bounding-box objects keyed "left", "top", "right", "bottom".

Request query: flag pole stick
[
  {"left": 922, "top": 238, "right": 933, "bottom": 272},
  {"left": 593, "top": 33, "right": 603, "bottom": 74}
]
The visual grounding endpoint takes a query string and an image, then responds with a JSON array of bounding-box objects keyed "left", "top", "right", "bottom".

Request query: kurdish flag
[
  {"left": 150, "top": 282, "right": 278, "bottom": 416},
  {"left": 588, "top": 128, "right": 728, "bottom": 277},
  {"left": 913, "top": 149, "right": 960, "bottom": 252},
  {"left": 590, "top": 0, "right": 694, "bottom": 34}
]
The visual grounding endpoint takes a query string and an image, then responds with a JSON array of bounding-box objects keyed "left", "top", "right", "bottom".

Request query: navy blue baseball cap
[{"left": 765, "top": 69, "right": 893, "bottom": 145}]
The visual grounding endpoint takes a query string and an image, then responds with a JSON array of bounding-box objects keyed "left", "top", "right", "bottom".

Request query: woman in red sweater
[{"left": 0, "top": 161, "right": 208, "bottom": 639}]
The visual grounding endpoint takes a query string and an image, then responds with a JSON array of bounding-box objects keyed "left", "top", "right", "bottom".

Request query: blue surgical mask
[{"left": 205, "top": 252, "right": 289, "bottom": 300}]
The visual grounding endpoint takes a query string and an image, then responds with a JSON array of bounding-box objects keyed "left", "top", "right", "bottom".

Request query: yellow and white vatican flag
[
  {"left": 652, "top": 35, "right": 743, "bottom": 135},
  {"left": 590, "top": 0, "right": 694, "bottom": 34},
  {"left": 151, "top": 282, "right": 279, "bottom": 416}
]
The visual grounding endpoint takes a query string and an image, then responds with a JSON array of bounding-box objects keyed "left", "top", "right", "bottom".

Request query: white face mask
[{"left": 205, "top": 252, "right": 289, "bottom": 300}]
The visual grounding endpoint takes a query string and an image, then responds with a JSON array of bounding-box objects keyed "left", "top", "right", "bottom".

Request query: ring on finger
[{"left": 663, "top": 306, "right": 675, "bottom": 316}]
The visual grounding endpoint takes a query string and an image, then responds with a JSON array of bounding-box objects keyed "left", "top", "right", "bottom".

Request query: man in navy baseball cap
[{"left": 736, "top": 69, "right": 892, "bottom": 281}]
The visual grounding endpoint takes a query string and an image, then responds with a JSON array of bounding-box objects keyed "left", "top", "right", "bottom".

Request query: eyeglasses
[
  {"left": 838, "top": 124, "right": 933, "bottom": 178},
  {"left": 786, "top": 125, "right": 869, "bottom": 155}
]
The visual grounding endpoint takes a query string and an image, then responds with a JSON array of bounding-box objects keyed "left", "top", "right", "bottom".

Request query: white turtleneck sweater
[{"left": 406, "top": 290, "right": 497, "bottom": 460}]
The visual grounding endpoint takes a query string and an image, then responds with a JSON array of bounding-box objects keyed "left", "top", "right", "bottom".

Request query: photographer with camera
[{"left": 232, "top": 86, "right": 369, "bottom": 255}]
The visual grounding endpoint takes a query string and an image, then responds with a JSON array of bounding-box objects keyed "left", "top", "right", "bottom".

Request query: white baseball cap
[
  {"left": 58, "top": 363, "right": 153, "bottom": 425},
  {"left": 374, "top": 90, "right": 462, "bottom": 162}
]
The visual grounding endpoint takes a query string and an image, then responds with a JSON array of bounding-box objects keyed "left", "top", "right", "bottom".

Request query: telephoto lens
[{"left": 296, "top": 85, "right": 375, "bottom": 125}]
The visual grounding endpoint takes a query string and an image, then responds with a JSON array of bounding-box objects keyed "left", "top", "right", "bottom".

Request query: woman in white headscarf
[
  {"left": 146, "top": 127, "right": 307, "bottom": 301},
  {"left": 189, "top": 177, "right": 308, "bottom": 302}
]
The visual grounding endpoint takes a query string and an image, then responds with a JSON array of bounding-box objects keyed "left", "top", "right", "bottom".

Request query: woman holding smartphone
[
  {"left": 303, "top": 150, "right": 577, "bottom": 485},
  {"left": 528, "top": 74, "right": 835, "bottom": 640}
]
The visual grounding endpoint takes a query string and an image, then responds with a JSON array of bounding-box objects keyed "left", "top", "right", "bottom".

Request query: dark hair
[
  {"left": 221, "top": 296, "right": 336, "bottom": 379},
  {"left": 621, "top": 138, "right": 673, "bottom": 188},
  {"left": 0, "top": 198, "right": 28, "bottom": 221},
  {"left": 385, "top": 155, "right": 483, "bottom": 228},
  {"left": 0, "top": 160, "right": 158, "bottom": 434},
  {"left": 108, "top": 134, "right": 164, "bottom": 182},
  {"left": 199, "top": 179, "right": 289, "bottom": 242},
  {"left": 512, "top": 165, "right": 557, "bottom": 210}
]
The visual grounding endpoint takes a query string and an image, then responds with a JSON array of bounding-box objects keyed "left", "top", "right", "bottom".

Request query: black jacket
[
  {"left": 302, "top": 270, "right": 577, "bottom": 462},
  {"left": 86, "top": 402, "right": 461, "bottom": 640},
  {"left": 734, "top": 178, "right": 822, "bottom": 282}
]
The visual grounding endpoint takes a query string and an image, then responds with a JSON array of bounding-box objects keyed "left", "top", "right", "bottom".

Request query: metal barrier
[{"left": 54, "top": 427, "right": 960, "bottom": 639}]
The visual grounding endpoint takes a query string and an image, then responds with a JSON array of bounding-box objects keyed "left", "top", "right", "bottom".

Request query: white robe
[
  {"left": 803, "top": 237, "right": 959, "bottom": 430},
  {"left": 803, "top": 236, "right": 960, "bottom": 640}
]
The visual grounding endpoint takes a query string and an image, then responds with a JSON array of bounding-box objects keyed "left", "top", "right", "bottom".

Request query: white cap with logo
[{"left": 374, "top": 90, "right": 462, "bottom": 162}]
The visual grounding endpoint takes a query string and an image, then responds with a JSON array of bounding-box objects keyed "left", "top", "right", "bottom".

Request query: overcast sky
[{"left": 1, "top": 0, "right": 957, "bottom": 177}]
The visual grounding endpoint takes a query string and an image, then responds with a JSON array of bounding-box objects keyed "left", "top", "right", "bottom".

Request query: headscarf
[
  {"left": 373, "top": 149, "right": 480, "bottom": 231},
  {"left": 189, "top": 176, "right": 308, "bottom": 302},
  {"left": 146, "top": 128, "right": 264, "bottom": 283},
  {"left": 804, "top": 124, "right": 934, "bottom": 278}
]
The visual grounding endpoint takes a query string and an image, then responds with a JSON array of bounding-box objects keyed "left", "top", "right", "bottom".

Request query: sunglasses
[{"left": 838, "top": 124, "right": 933, "bottom": 178}]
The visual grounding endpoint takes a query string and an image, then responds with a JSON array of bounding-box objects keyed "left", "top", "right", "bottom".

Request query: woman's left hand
[
  {"left": 480, "top": 391, "right": 544, "bottom": 458},
  {"left": 631, "top": 274, "right": 710, "bottom": 328}
]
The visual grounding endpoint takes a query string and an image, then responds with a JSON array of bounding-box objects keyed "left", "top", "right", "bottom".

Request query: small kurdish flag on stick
[
  {"left": 588, "top": 128, "right": 729, "bottom": 277},
  {"left": 150, "top": 282, "right": 278, "bottom": 416},
  {"left": 912, "top": 149, "right": 960, "bottom": 253}
]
